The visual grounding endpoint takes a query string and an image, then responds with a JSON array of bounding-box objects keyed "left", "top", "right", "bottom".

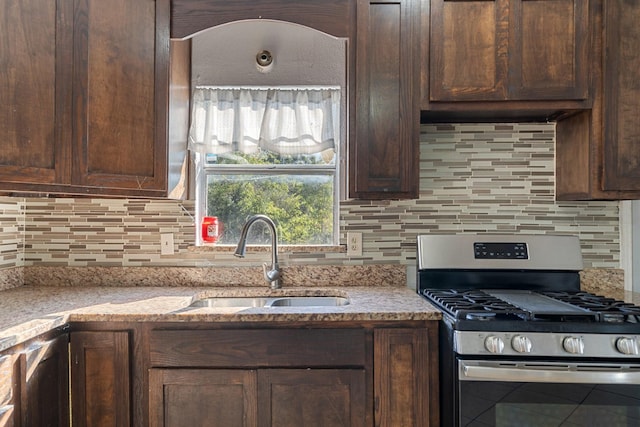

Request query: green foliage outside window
[
  {"left": 204, "top": 148, "right": 336, "bottom": 245},
  {"left": 206, "top": 174, "right": 334, "bottom": 245}
]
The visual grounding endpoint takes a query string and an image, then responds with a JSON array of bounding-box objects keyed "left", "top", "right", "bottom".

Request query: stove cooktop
[
  {"left": 416, "top": 234, "right": 640, "bottom": 334},
  {"left": 421, "top": 289, "right": 640, "bottom": 325}
]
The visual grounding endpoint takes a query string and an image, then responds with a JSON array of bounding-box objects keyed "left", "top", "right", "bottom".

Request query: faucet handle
[{"left": 262, "top": 263, "right": 281, "bottom": 288}]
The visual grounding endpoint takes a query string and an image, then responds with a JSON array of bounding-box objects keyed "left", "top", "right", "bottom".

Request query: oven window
[{"left": 460, "top": 381, "right": 640, "bottom": 426}]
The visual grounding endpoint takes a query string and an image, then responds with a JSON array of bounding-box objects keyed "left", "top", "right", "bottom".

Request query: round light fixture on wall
[{"left": 256, "top": 50, "right": 274, "bottom": 73}]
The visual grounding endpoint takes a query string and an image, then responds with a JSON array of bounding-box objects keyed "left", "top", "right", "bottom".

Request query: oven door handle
[{"left": 460, "top": 361, "right": 640, "bottom": 385}]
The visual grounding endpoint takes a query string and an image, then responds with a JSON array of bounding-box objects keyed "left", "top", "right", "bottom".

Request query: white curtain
[{"left": 188, "top": 87, "right": 340, "bottom": 155}]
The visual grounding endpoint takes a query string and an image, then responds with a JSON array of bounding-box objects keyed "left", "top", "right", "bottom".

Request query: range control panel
[{"left": 474, "top": 242, "right": 529, "bottom": 259}]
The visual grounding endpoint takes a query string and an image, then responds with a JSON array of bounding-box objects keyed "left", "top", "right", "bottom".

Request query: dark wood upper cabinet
[
  {"left": 429, "top": 0, "right": 508, "bottom": 102},
  {"left": 509, "top": 0, "right": 588, "bottom": 101},
  {"left": 351, "top": 0, "right": 420, "bottom": 199},
  {"left": 426, "top": 0, "right": 590, "bottom": 116},
  {"left": 171, "top": 0, "right": 352, "bottom": 39},
  {"left": 0, "top": 0, "right": 169, "bottom": 197},
  {"left": 173, "top": 0, "right": 421, "bottom": 201},
  {"left": 71, "top": 0, "right": 169, "bottom": 196},
  {"left": 0, "top": 0, "right": 71, "bottom": 188},
  {"left": 556, "top": 0, "right": 640, "bottom": 200},
  {"left": 601, "top": 0, "right": 640, "bottom": 194}
]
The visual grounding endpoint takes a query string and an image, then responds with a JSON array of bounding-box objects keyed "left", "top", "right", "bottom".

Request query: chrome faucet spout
[{"left": 234, "top": 214, "right": 281, "bottom": 289}]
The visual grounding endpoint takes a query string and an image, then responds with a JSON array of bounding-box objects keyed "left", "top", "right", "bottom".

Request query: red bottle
[{"left": 201, "top": 216, "right": 219, "bottom": 243}]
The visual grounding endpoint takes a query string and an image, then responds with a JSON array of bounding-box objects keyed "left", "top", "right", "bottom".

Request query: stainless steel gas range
[{"left": 416, "top": 234, "right": 640, "bottom": 427}]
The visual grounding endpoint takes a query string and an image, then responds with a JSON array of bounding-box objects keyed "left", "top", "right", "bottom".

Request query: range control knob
[
  {"left": 484, "top": 336, "right": 505, "bottom": 354},
  {"left": 511, "top": 335, "right": 533, "bottom": 353},
  {"left": 562, "top": 336, "right": 585, "bottom": 355},
  {"left": 616, "top": 337, "right": 639, "bottom": 355}
]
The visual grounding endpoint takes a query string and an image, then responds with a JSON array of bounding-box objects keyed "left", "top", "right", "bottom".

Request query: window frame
[
  {"left": 194, "top": 152, "right": 341, "bottom": 247},
  {"left": 190, "top": 83, "right": 346, "bottom": 248}
]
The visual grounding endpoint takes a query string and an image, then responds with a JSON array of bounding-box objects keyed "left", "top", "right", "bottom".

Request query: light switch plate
[
  {"left": 160, "top": 233, "right": 174, "bottom": 255},
  {"left": 347, "top": 232, "right": 362, "bottom": 257}
]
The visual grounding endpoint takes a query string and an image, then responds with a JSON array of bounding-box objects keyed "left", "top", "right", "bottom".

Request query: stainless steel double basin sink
[{"left": 190, "top": 295, "right": 350, "bottom": 308}]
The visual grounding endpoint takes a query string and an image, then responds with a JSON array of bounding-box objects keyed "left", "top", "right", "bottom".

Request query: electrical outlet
[
  {"left": 160, "top": 233, "right": 174, "bottom": 255},
  {"left": 347, "top": 232, "right": 362, "bottom": 257}
]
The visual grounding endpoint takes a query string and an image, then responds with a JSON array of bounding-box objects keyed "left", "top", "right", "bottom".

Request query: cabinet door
[
  {"left": 430, "top": 0, "right": 509, "bottom": 101},
  {"left": 20, "top": 335, "right": 70, "bottom": 427},
  {"left": 374, "top": 328, "right": 438, "bottom": 427},
  {"left": 0, "top": 0, "right": 72, "bottom": 187},
  {"left": 71, "top": 0, "right": 169, "bottom": 196},
  {"left": 509, "top": 0, "right": 588, "bottom": 100},
  {"left": 257, "top": 369, "right": 366, "bottom": 427},
  {"left": 430, "top": 0, "right": 588, "bottom": 103},
  {"left": 149, "top": 369, "right": 257, "bottom": 427},
  {"left": 0, "top": 406, "right": 15, "bottom": 427},
  {"left": 351, "top": 0, "right": 420, "bottom": 199},
  {"left": 0, "top": 353, "right": 18, "bottom": 427},
  {"left": 70, "top": 331, "right": 131, "bottom": 427},
  {"left": 556, "top": 0, "right": 640, "bottom": 200},
  {"left": 602, "top": 0, "right": 640, "bottom": 192}
]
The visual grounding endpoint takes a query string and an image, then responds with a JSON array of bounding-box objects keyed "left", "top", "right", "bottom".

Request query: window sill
[{"left": 187, "top": 244, "right": 346, "bottom": 254}]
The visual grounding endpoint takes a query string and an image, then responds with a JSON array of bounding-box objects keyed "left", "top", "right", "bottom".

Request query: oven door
[{"left": 457, "top": 360, "right": 640, "bottom": 427}]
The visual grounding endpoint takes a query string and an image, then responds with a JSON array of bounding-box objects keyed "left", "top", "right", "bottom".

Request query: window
[{"left": 191, "top": 86, "right": 341, "bottom": 246}]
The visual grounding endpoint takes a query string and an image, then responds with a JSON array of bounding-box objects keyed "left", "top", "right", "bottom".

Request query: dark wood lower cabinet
[
  {"left": 0, "top": 322, "right": 438, "bottom": 426},
  {"left": 70, "top": 331, "right": 131, "bottom": 427},
  {"left": 149, "top": 368, "right": 366, "bottom": 427},
  {"left": 0, "top": 352, "right": 18, "bottom": 427},
  {"left": 149, "top": 369, "right": 257, "bottom": 427},
  {"left": 20, "top": 335, "right": 70, "bottom": 427},
  {"left": 146, "top": 323, "right": 438, "bottom": 426},
  {"left": 257, "top": 369, "right": 366, "bottom": 427},
  {"left": 374, "top": 328, "right": 438, "bottom": 427}
]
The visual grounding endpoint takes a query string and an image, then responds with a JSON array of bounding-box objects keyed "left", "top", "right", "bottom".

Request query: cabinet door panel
[
  {"left": 352, "top": 0, "right": 419, "bottom": 199},
  {"left": 0, "top": 0, "right": 72, "bottom": 185},
  {"left": 257, "top": 369, "right": 366, "bottom": 427},
  {"left": 0, "top": 406, "right": 15, "bottom": 427},
  {"left": 510, "top": 0, "right": 588, "bottom": 100},
  {"left": 71, "top": 331, "right": 131, "bottom": 427},
  {"left": 374, "top": 328, "right": 437, "bottom": 427},
  {"left": 602, "top": 0, "right": 640, "bottom": 192},
  {"left": 0, "top": 353, "right": 18, "bottom": 427},
  {"left": 20, "top": 335, "right": 70, "bottom": 427},
  {"left": 149, "top": 329, "right": 366, "bottom": 367},
  {"left": 73, "top": 0, "right": 168, "bottom": 193},
  {"left": 430, "top": 0, "right": 508, "bottom": 101},
  {"left": 149, "top": 369, "right": 257, "bottom": 427}
]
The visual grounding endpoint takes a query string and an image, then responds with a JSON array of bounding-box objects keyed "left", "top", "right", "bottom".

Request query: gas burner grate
[
  {"left": 421, "top": 289, "right": 530, "bottom": 321},
  {"left": 420, "top": 289, "right": 640, "bottom": 324},
  {"left": 542, "top": 291, "right": 640, "bottom": 323}
]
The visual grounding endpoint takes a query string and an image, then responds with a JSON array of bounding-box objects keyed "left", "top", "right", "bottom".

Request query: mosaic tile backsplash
[
  {"left": 0, "top": 198, "right": 24, "bottom": 269},
  {"left": 0, "top": 123, "right": 620, "bottom": 274}
]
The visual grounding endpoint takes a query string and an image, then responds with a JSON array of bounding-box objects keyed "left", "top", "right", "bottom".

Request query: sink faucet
[{"left": 234, "top": 214, "right": 281, "bottom": 289}]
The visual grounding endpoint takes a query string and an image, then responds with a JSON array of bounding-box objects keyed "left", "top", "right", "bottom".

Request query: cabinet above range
[{"left": 422, "top": 0, "right": 591, "bottom": 121}]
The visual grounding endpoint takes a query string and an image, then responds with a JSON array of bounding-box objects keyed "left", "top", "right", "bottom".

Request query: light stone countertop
[
  {"left": 0, "top": 285, "right": 441, "bottom": 352},
  {"left": 1, "top": 265, "right": 636, "bottom": 354}
]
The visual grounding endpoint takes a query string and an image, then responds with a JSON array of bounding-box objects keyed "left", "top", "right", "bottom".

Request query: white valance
[{"left": 188, "top": 87, "right": 340, "bottom": 155}]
